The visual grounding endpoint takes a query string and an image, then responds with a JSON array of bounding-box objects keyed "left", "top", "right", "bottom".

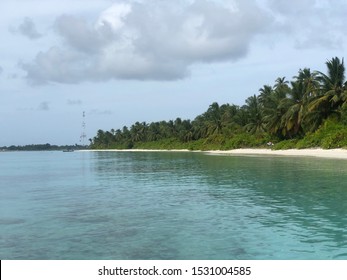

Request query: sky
[{"left": 1, "top": 0, "right": 346, "bottom": 146}]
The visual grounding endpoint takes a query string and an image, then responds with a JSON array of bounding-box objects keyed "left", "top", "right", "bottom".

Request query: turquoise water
[{"left": 0, "top": 151, "right": 347, "bottom": 260}]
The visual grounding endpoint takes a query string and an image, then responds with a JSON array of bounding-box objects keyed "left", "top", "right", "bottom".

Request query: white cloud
[
  {"left": 54, "top": 15, "right": 115, "bottom": 53},
  {"left": 21, "top": 0, "right": 273, "bottom": 84},
  {"left": 20, "top": 0, "right": 347, "bottom": 85},
  {"left": 21, "top": 47, "right": 91, "bottom": 84},
  {"left": 267, "top": 0, "right": 347, "bottom": 48},
  {"left": 14, "top": 17, "right": 43, "bottom": 39},
  {"left": 96, "top": 2, "right": 132, "bottom": 30}
]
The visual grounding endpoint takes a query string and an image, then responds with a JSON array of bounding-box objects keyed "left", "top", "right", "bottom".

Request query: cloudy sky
[{"left": 1, "top": 0, "right": 346, "bottom": 146}]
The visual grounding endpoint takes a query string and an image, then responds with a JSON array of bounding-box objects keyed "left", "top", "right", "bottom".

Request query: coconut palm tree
[
  {"left": 259, "top": 79, "right": 291, "bottom": 137},
  {"left": 280, "top": 80, "right": 305, "bottom": 137},
  {"left": 258, "top": 85, "right": 274, "bottom": 107},
  {"left": 130, "top": 122, "right": 148, "bottom": 142},
  {"left": 147, "top": 122, "right": 161, "bottom": 141},
  {"left": 310, "top": 57, "right": 346, "bottom": 109},
  {"left": 244, "top": 95, "right": 265, "bottom": 134},
  {"left": 279, "top": 69, "right": 320, "bottom": 137},
  {"left": 308, "top": 57, "right": 347, "bottom": 129},
  {"left": 220, "top": 104, "right": 240, "bottom": 135},
  {"left": 274, "top": 77, "right": 290, "bottom": 99},
  {"left": 294, "top": 68, "right": 320, "bottom": 100},
  {"left": 204, "top": 102, "right": 223, "bottom": 136},
  {"left": 320, "top": 57, "right": 345, "bottom": 104},
  {"left": 192, "top": 115, "right": 208, "bottom": 139},
  {"left": 261, "top": 88, "right": 286, "bottom": 137}
]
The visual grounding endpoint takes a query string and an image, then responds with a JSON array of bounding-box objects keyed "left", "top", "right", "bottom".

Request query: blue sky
[{"left": 1, "top": 0, "right": 346, "bottom": 146}]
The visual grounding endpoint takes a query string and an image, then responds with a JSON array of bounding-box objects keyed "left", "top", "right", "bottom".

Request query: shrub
[
  {"left": 273, "top": 139, "right": 298, "bottom": 150},
  {"left": 296, "top": 117, "right": 347, "bottom": 149}
]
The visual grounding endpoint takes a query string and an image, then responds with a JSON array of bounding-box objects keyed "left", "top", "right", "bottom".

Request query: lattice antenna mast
[{"left": 80, "top": 111, "right": 87, "bottom": 146}]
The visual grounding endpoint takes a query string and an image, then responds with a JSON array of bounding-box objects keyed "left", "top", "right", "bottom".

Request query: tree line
[
  {"left": 90, "top": 57, "right": 347, "bottom": 150},
  {"left": 0, "top": 144, "right": 85, "bottom": 152}
]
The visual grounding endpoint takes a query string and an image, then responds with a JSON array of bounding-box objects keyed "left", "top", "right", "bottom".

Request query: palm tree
[
  {"left": 104, "top": 131, "right": 114, "bottom": 148},
  {"left": 122, "top": 126, "right": 131, "bottom": 143},
  {"left": 280, "top": 80, "right": 305, "bottom": 137},
  {"left": 308, "top": 57, "right": 347, "bottom": 129},
  {"left": 311, "top": 57, "right": 346, "bottom": 108},
  {"left": 91, "top": 129, "right": 106, "bottom": 148},
  {"left": 278, "top": 68, "right": 320, "bottom": 137},
  {"left": 204, "top": 102, "right": 223, "bottom": 136},
  {"left": 130, "top": 122, "right": 147, "bottom": 142},
  {"left": 274, "top": 77, "right": 290, "bottom": 99},
  {"left": 192, "top": 115, "right": 208, "bottom": 139},
  {"left": 220, "top": 104, "right": 240, "bottom": 135},
  {"left": 178, "top": 120, "right": 193, "bottom": 142},
  {"left": 258, "top": 80, "right": 291, "bottom": 137},
  {"left": 244, "top": 95, "right": 265, "bottom": 134},
  {"left": 321, "top": 57, "right": 345, "bottom": 102},
  {"left": 261, "top": 90, "right": 285, "bottom": 137},
  {"left": 259, "top": 85, "right": 274, "bottom": 107},
  {"left": 234, "top": 106, "right": 249, "bottom": 127},
  {"left": 147, "top": 122, "right": 161, "bottom": 141},
  {"left": 294, "top": 68, "right": 320, "bottom": 99},
  {"left": 290, "top": 68, "right": 320, "bottom": 133},
  {"left": 114, "top": 129, "right": 123, "bottom": 142}
]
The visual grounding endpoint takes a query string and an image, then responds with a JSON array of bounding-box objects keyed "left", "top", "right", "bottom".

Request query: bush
[
  {"left": 223, "top": 133, "right": 269, "bottom": 149},
  {"left": 296, "top": 133, "right": 321, "bottom": 149},
  {"left": 321, "top": 130, "right": 347, "bottom": 148},
  {"left": 295, "top": 117, "right": 347, "bottom": 149},
  {"left": 273, "top": 139, "right": 298, "bottom": 150}
]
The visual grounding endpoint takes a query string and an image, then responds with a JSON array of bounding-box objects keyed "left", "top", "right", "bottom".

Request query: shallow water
[{"left": 0, "top": 151, "right": 346, "bottom": 259}]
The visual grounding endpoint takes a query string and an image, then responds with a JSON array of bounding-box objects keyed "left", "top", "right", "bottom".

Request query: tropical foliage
[{"left": 90, "top": 57, "right": 347, "bottom": 150}]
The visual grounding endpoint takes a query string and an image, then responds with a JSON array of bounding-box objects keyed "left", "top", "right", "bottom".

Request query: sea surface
[{"left": 1, "top": 150, "right": 347, "bottom": 260}]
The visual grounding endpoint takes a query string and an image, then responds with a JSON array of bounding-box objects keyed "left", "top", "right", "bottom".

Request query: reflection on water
[{"left": 0, "top": 151, "right": 347, "bottom": 259}]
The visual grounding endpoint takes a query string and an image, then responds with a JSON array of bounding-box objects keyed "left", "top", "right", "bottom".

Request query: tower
[{"left": 80, "top": 111, "right": 87, "bottom": 146}]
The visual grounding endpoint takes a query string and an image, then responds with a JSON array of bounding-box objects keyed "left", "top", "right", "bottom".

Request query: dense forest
[{"left": 90, "top": 57, "right": 347, "bottom": 150}]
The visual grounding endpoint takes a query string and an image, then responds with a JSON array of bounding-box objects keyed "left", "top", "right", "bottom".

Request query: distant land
[{"left": 0, "top": 143, "right": 87, "bottom": 152}]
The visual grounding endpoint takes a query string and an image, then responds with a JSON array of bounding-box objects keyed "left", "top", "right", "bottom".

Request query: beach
[
  {"left": 205, "top": 148, "right": 347, "bottom": 159},
  {"left": 80, "top": 148, "right": 347, "bottom": 159}
]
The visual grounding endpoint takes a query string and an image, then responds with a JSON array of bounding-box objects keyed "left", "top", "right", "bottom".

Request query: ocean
[{"left": 0, "top": 150, "right": 346, "bottom": 259}]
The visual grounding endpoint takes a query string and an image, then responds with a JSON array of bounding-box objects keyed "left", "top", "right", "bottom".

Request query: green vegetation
[
  {"left": 90, "top": 57, "right": 347, "bottom": 150},
  {"left": 0, "top": 143, "right": 85, "bottom": 152}
]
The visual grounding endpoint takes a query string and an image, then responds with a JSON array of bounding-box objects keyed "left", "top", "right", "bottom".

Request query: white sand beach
[
  {"left": 205, "top": 148, "right": 347, "bottom": 159},
  {"left": 80, "top": 148, "right": 347, "bottom": 159}
]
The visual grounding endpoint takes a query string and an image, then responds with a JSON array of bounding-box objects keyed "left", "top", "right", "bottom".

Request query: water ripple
[{"left": 1, "top": 151, "right": 347, "bottom": 259}]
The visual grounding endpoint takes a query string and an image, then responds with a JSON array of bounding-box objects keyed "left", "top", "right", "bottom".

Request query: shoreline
[
  {"left": 79, "top": 148, "right": 347, "bottom": 159},
  {"left": 204, "top": 148, "right": 347, "bottom": 159},
  {"left": 80, "top": 149, "right": 191, "bottom": 153}
]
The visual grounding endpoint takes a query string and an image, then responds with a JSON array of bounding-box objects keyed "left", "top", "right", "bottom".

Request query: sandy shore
[
  {"left": 79, "top": 148, "right": 347, "bottom": 159},
  {"left": 205, "top": 148, "right": 347, "bottom": 159}
]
